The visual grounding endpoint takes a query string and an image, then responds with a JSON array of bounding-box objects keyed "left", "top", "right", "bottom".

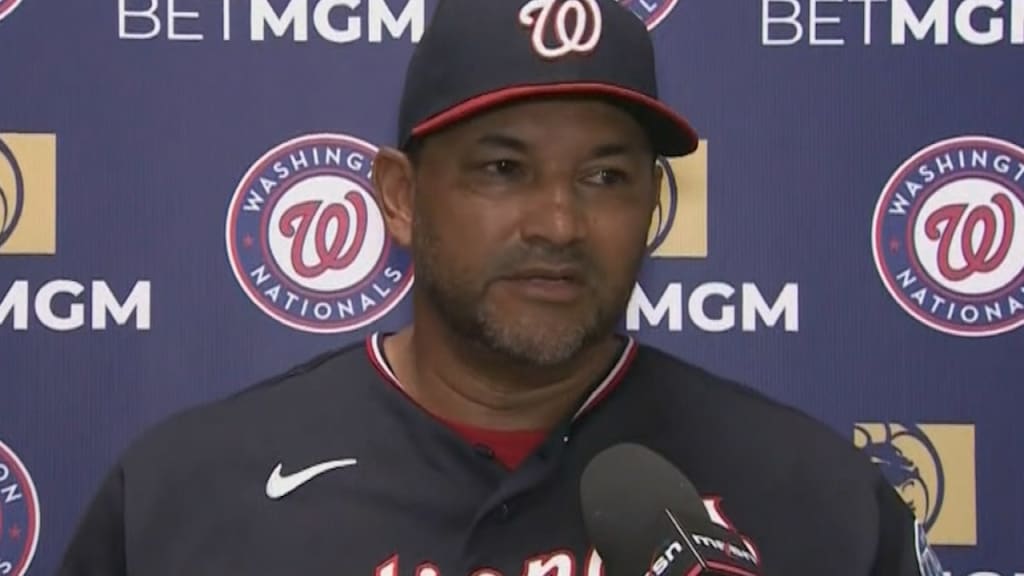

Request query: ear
[{"left": 371, "top": 147, "right": 415, "bottom": 248}]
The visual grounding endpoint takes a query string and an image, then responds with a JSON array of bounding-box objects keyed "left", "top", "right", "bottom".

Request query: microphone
[{"left": 579, "top": 443, "right": 762, "bottom": 576}]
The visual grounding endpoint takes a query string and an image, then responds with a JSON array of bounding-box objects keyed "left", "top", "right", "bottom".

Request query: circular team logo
[
  {"left": 0, "top": 137, "right": 25, "bottom": 249},
  {"left": 0, "top": 0, "right": 25, "bottom": 23},
  {"left": 0, "top": 440, "right": 40, "bottom": 576},
  {"left": 226, "top": 133, "right": 414, "bottom": 334},
  {"left": 618, "top": 0, "right": 679, "bottom": 30},
  {"left": 872, "top": 136, "right": 1024, "bottom": 337}
]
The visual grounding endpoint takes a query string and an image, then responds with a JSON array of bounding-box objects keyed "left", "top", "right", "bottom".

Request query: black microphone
[{"left": 580, "top": 443, "right": 762, "bottom": 576}]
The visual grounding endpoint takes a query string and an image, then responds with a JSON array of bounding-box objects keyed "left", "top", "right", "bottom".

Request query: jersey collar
[{"left": 366, "top": 331, "right": 638, "bottom": 424}]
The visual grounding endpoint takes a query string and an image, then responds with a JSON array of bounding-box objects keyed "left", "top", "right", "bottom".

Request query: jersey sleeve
[
  {"left": 870, "top": 472, "right": 944, "bottom": 576},
  {"left": 54, "top": 465, "right": 128, "bottom": 576}
]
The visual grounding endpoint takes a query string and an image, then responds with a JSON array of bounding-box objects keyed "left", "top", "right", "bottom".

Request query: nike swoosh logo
[{"left": 265, "top": 458, "right": 358, "bottom": 499}]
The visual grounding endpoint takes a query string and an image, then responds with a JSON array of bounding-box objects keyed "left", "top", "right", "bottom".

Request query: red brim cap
[{"left": 410, "top": 82, "right": 700, "bottom": 158}]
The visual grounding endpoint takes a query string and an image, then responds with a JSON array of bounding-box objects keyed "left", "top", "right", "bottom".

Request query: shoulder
[
  {"left": 117, "top": 338, "right": 375, "bottom": 472},
  {"left": 629, "top": 342, "right": 885, "bottom": 497},
  {"left": 626, "top": 344, "right": 929, "bottom": 573},
  {"left": 630, "top": 343, "right": 843, "bottom": 435}
]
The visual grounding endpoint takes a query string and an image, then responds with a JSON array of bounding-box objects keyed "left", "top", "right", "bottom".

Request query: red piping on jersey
[
  {"left": 365, "top": 332, "right": 638, "bottom": 425},
  {"left": 365, "top": 334, "right": 427, "bottom": 414},
  {"left": 570, "top": 338, "right": 638, "bottom": 421}
]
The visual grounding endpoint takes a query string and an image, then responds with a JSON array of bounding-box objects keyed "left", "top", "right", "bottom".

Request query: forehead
[{"left": 429, "top": 97, "right": 652, "bottom": 149}]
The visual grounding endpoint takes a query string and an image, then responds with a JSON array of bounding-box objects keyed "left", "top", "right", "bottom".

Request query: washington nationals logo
[
  {"left": 0, "top": 440, "right": 40, "bottom": 576},
  {"left": 277, "top": 192, "right": 369, "bottom": 278},
  {"left": 0, "top": 0, "right": 25, "bottom": 23},
  {"left": 0, "top": 138, "right": 24, "bottom": 250},
  {"left": 225, "top": 133, "right": 413, "bottom": 334},
  {"left": 872, "top": 136, "right": 1024, "bottom": 337},
  {"left": 519, "top": 0, "right": 603, "bottom": 59}
]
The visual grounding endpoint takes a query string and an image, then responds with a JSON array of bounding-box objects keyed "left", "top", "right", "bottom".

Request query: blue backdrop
[{"left": 1, "top": 1, "right": 1021, "bottom": 575}]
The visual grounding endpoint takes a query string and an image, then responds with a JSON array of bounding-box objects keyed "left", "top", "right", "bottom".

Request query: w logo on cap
[{"left": 519, "top": 0, "right": 603, "bottom": 59}]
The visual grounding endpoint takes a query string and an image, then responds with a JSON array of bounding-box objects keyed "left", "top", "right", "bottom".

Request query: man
[{"left": 57, "top": 0, "right": 941, "bottom": 575}]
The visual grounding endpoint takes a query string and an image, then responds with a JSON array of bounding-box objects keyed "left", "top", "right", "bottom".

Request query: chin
[
  {"left": 478, "top": 312, "right": 599, "bottom": 366},
  {"left": 486, "top": 334, "right": 586, "bottom": 367}
]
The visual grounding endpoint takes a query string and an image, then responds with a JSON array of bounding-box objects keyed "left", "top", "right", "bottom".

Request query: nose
[{"left": 518, "top": 177, "right": 587, "bottom": 247}]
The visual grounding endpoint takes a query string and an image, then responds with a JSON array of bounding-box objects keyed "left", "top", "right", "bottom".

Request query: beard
[{"left": 411, "top": 213, "right": 635, "bottom": 368}]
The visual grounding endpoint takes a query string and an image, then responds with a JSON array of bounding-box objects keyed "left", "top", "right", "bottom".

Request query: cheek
[
  {"left": 418, "top": 201, "right": 511, "bottom": 278},
  {"left": 589, "top": 213, "right": 651, "bottom": 269},
  {"left": 598, "top": 242, "right": 645, "bottom": 279}
]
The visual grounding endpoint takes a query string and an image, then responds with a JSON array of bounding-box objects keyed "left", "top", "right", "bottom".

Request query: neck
[{"left": 382, "top": 300, "right": 625, "bottom": 432}]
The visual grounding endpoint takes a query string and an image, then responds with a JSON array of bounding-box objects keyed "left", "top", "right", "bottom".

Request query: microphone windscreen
[{"left": 579, "top": 443, "right": 708, "bottom": 574}]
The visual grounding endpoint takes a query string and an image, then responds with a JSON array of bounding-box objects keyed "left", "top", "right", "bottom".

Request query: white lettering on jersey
[
  {"left": 524, "top": 550, "right": 574, "bottom": 576},
  {"left": 372, "top": 498, "right": 756, "bottom": 575}
]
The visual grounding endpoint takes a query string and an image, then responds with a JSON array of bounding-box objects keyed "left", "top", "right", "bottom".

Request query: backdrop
[{"left": 1, "top": 1, "right": 1021, "bottom": 575}]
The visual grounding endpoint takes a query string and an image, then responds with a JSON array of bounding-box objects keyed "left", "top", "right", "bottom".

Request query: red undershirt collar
[{"left": 366, "top": 332, "right": 638, "bottom": 470}]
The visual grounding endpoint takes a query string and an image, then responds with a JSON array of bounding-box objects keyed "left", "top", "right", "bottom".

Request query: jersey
[{"left": 55, "top": 333, "right": 939, "bottom": 576}]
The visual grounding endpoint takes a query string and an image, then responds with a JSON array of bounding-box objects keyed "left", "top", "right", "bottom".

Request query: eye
[
  {"left": 483, "top": 159, "right": 523, "bottom": 176},
  {"left": 583, "top": 168, "right": 629, "bottom": 186}
]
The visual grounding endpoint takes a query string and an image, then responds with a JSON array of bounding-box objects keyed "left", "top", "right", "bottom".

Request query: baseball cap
[{"left": 395, "top": 0, "right": 699, "bottom": 158}]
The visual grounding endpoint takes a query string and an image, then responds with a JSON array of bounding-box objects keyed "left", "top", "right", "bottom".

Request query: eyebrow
[
  {"left": 474, "top": 133, "right": 642, "bottom": 158},
  {"left": 588, "top": 142, "right": 638, "bottom": 159},
  {"left": 475, "top": 133, "right": 529, "bottom": 153}
]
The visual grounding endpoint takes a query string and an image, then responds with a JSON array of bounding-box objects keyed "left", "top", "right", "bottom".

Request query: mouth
[
  {"left": 505, "top": 267, "right": 585, "bottom": 283},
  {"left": 498, "top": 267, "right": 587, "bottom": 303}
]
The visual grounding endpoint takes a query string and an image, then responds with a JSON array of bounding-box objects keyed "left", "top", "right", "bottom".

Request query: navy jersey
[{"left": 56, "top": 334, "right": 936, "bottom": 576}]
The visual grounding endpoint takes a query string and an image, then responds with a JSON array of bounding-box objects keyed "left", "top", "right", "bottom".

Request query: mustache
[{"left": 487, "top": 244, "right": 597, "bottom": 281}]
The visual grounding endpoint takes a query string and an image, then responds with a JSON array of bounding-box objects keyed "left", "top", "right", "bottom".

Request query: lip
[
  {"left": 499, "top": 268, "right": 586, "bottom": 303},
  {"left": 504, "top": 267, "right": 584, "bottom": 282}
]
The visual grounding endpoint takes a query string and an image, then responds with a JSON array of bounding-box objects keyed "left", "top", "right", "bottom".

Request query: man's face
[{"left": 408, "top": 98, "right": 660, "bottom": 366}]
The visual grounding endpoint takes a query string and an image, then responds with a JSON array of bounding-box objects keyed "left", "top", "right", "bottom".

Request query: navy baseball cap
[{"left": 396, "top": 0, "right": 699, "bottom": 157}]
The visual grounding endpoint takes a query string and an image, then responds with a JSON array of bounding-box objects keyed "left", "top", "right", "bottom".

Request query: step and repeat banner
[{"left": 1, "top": 0, "right": 1021, "bottom": 575}]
